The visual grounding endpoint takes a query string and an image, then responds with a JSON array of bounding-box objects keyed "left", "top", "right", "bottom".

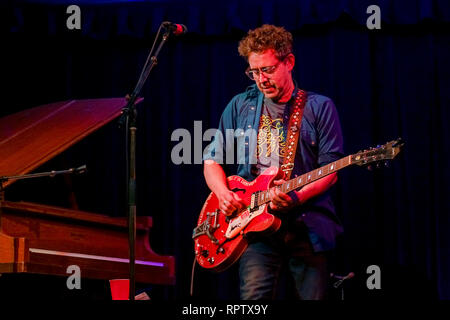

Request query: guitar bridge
[{"left": 192, "top": 210, "right": 220, "bottom": 244}]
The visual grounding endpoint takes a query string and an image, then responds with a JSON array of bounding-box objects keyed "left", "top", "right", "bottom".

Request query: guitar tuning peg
[
  {"left": 384, "top": 161, "right": 390, "bottom": 168},
  {"left": 376, "top": 162, "right": 381, "bottom": 169}
]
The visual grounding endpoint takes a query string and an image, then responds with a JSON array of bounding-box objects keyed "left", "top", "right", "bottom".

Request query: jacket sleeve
[
  {"left": 316, "top": 98, "right": 344, "bottom": 167},
  {"left": 203, "top": 96, "right": 238, "bottom": 165}
]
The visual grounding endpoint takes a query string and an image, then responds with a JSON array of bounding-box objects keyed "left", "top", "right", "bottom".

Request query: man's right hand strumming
[
  {"left": 216, "top": 189, "right": 246, "bottom": 216},
  {"left": 203, "top": 160, "right": 246, "bottom": 216}
]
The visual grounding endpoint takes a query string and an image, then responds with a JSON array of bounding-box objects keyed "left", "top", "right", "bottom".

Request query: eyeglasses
[
  {"left": 245, "top": 54, "right": 291, "bottom": 80},
  {"left": 245, "top": 61, "right": 282, "bottom": 80}
]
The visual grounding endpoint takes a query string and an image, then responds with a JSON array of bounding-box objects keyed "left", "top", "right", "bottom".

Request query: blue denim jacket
[{"left": 204, "top": 84, "right": 344, "bottom": 252}]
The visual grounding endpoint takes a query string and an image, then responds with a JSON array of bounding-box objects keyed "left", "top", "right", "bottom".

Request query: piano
[{"left": 0, "top": 98, "right": 175, "bottom": 288}]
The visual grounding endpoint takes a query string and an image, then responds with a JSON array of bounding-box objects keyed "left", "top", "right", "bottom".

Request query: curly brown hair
[{"left": 238, "top": 24, "right": 293, "bottom": 61}]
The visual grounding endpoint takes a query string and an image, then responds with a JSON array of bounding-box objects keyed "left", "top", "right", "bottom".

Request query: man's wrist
[
  {"left": 288, "top": 190, "right": 302, "bottom": 206},
  {"left": 216, "top": 187, "right": 231, "bottom": 199}
]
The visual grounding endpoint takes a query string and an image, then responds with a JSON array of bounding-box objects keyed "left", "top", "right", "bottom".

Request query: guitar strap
[{"left": 280, "top": 89, "right": 307, "bottom": 180}]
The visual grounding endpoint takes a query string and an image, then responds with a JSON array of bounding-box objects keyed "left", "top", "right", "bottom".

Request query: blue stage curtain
[{"left": 4, "top": 0, "right": 450, "bottom": 38}]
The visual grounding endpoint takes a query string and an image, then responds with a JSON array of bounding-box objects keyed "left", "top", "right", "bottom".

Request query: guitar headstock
[{"left": 351, "top": 138, "right": 404, "bottom": 167}]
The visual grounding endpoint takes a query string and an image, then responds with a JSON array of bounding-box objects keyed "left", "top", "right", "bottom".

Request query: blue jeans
[{"left": 239, "top": 227, "right": 329, "bottom": 300}]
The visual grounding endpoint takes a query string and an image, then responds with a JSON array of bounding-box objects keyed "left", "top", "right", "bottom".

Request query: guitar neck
[{"left": 256, "top": 155, "right": 353, "bottom": 206}]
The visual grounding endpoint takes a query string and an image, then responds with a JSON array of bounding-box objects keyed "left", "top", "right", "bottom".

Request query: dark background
[{"left": 1, "top": 0, "right": 449, "bottom": 300}]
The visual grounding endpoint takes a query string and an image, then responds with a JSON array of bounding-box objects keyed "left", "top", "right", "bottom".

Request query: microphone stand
[
  {"left": 119, "top": 24, "right": 173, "bottom": 301},
  {"left": 0, "top": 165, "right": 87, "bottom": 200},
  {"left": 331, "top": 272, "right": 354, "bottom": 301}
]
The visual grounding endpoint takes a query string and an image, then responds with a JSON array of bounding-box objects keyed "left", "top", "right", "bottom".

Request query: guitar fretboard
[{"left": 255, "top": 155, "right": 353, "bottom": 206}]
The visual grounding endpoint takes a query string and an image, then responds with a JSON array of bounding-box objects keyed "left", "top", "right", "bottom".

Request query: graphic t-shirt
[{"left": 255, "top": 97, "right": 287, "bottom": 175}]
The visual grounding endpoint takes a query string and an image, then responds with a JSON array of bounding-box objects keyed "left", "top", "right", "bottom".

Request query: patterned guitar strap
[{"left": 280, "top": 89, "right": 307, "bottom": 180}]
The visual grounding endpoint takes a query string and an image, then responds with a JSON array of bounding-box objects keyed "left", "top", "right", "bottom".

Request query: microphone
[
  {"left": 162, "top": 21, "right": 188, "bottom": 35},
  {"left": 331, "top": 272, "right": 355, "bottom": 288},
  {"left": 331, "top": 272, "right": 355, "bottom": 280},
  {"left": 74, "top": 164, "right": 87, "bottom": 175}
]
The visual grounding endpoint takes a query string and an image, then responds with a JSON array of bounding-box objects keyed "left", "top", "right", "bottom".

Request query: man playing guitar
[{"left": 202, "top": 24, "right": 344, "bottom": 300}]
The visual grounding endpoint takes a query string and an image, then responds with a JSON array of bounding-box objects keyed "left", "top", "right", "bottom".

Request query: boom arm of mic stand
[
  {"left": 0, "top": 165, "right": 87, "bottom": 201},
  {"left": 127, "top": 31, "right": 170, "bottom": 109}
]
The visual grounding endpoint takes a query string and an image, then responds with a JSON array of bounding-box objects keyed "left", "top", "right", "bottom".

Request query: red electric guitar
[{"left": 193, "top": 139, "right": 404, "bottom": 272}]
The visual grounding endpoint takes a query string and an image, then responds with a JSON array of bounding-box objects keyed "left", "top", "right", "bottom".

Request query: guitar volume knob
[{"left": 201, "top": 249, "right": 209, "bottom": 257}]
